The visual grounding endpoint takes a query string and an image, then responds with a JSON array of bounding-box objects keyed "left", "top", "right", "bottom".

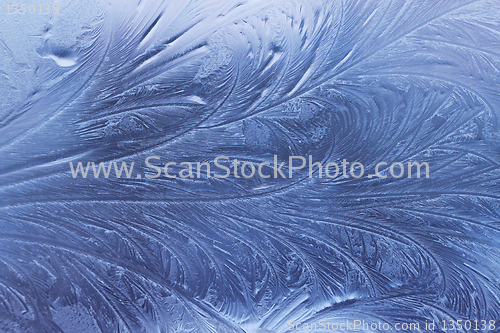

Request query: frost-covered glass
[{"left": 1, "top": 0, "right": 500, "bottom": 332}]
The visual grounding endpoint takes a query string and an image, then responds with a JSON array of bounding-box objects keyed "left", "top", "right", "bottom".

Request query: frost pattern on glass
[{"left": 1, "top": 0, "right": 500, "bottom": 332}]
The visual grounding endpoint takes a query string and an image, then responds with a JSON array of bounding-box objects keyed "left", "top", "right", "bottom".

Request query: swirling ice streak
[{"left": 1, "top": 0, "right": 500, "bottom": 332}]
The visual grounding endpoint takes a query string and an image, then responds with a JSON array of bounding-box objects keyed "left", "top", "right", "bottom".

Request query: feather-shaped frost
[{"left": 1, "top": 0, "right": 500, "bottom": 332}]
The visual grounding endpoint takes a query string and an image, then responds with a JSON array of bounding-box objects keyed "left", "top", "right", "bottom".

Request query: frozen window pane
[{"left": 1, "top": 0, "right": 500, "bottom": 332}]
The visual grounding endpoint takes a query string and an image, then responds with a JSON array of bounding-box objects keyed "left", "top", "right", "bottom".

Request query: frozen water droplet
[
  {"left": 44, "top": 53, "right": 78, "bottom": 67},
  {"left": 38, "top": 44, "right": 78, "bottom": 67}
]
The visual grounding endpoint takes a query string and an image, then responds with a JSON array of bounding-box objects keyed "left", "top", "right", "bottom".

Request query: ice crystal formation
[{"left": 1, "top": 0, "right": 500, "bottom": 332}]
